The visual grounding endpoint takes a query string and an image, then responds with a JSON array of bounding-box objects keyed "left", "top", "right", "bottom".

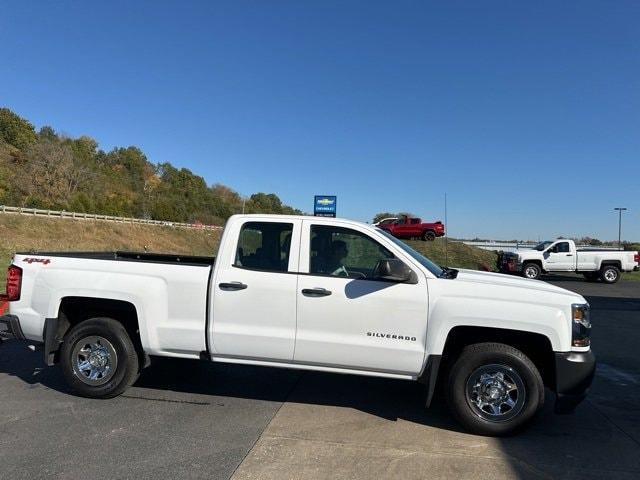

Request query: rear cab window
[{"left": 235, "top": 222, "right": 293, "bottom": 272}]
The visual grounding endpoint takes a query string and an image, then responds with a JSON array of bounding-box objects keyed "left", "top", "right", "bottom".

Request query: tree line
[{"left": 0, "top": 108, "right": 301, "bottom": 225}]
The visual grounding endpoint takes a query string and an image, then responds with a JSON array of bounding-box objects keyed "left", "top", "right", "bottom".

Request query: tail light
[
  {"left": 635, "top": 253, "right": 640, "bottom": 264},
  {"left": 1, "top": 265, "right": 23, "bottom": 302}
]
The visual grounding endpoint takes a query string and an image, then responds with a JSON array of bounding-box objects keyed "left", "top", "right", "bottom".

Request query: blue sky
[{"left": 1, "top": 1, "right": 638, "bottom": 241}]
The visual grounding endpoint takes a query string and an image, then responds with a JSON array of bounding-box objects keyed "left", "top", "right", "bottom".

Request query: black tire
[
  {"left": 422, "top": 230, "right": 436, "bottom": 241},
  {"left": 599, "top": 265, "right": 620, "bottom": 284},
  {"left": 583, "top": 272, "right": 599, "bottom": 282},
  {"left": 60, "top": 317, "right": 140, "bottom": 398},
  {"left": 446, "top": 342, "right": 544, "bottom": 436},
  {"left": 521, "top": 262, "right": 541, "bottom": 280}
]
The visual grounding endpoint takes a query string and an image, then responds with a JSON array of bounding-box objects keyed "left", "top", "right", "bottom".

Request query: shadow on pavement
[{"left": 0, "top": 341, "right": 465, "bottom": 434}]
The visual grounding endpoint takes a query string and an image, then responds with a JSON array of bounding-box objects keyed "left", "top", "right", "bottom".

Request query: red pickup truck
[{"left": 378, "top": 215, "right": 445, "bottom": 241}]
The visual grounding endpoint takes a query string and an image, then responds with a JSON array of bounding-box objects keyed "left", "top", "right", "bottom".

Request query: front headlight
[{"left": 571, "top": 303, "right": 591, "bottom": 347}]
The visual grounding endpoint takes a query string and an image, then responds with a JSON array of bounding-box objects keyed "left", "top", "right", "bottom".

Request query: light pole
[
  {"left": 444, "top": 192, "right": 448, "bottom": 267},
  {"left": 614, "top": 207, "right": 627, "bottom": 249}
]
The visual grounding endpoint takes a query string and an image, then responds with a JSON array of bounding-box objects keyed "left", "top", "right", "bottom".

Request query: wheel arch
[
  {"left": 522, "top": 259, "right": 543, "bottom": 269},
  {"left": 45, "top": 296, "right": 146, "bottom": 367},
  {"left": 442, "top": 326, "right": 555, "bottom": 386},
  {"left": 600, "top": 260, "right": 622, "bottom": 270}
]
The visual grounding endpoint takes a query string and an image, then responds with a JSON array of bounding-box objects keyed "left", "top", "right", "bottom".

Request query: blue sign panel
[{"left": 314, "top": 195, "right": 337, "bottom": 217}]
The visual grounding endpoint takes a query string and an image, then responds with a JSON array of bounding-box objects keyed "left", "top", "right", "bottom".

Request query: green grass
[
  {"left": 0, "top": 215, "right": 221, "bottom": 290},
  {"left": 404, "top": 238, "right": 498, "bottom": 271},
  {"left": 625, "top": 270, "right": 640, "bottom": 281}
]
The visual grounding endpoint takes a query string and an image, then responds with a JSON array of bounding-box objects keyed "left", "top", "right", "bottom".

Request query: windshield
[
  {"left": 376, "top": 228, "right": 444, "bottom": 277},
  {"left": 533, "top": 241, "right": 553, "bottom": 251}
]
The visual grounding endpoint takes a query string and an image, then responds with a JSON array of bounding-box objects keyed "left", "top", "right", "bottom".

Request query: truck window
[
  {"left": 235, "top": 222, "right": 293, "bottom": 272},
  {"left": 556, "top": 242, "right": 570, "bottom": 253},
  {"left": 310, "top": 225, "right": 394, "bottom": 279}
]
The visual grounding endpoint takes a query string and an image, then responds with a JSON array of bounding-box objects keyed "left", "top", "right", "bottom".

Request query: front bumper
[
  {"left": 554, "top": 350, "right": 596, "bottom": 413},
  {"left": 0, "top": 314, "right": 26, "bottom": 342},
  {"left": 497, "top": 253, "right": 521, "bottom": 273}
]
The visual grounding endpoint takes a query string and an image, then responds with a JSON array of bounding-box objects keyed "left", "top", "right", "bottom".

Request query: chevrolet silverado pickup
[
  {"left": 0, "top": 214, "right": 595, "bottom": 436},
  {"left": 498, "top": 239, "right": 640, "bottom": 283},
  {"left": 378, "top": 215, "right": 445, "bottom": 241}
]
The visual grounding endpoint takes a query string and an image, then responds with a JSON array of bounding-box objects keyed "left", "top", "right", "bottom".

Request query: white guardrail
[
  {"left": 462, "top": 240, "right": 622, "bottom": 252},
  {"left": 0, "top": 205, "right": 223, "bottom": 231}
]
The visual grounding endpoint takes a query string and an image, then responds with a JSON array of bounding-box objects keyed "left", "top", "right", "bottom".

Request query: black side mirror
[{"left": 373, "top": 259, "right": 417, "bottom": 283}]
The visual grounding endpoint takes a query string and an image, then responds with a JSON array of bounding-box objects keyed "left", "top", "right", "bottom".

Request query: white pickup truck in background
[
  {"left": 498, "top": 239, "right": 640, "bottom": 283},
  {"left": 1, "top": 214, "right": 595, "bottom": 436}
]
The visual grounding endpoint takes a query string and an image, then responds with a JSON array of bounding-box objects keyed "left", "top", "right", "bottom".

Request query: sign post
[{"left": 314, "top": 195, "right": 337, "bottom": 217}]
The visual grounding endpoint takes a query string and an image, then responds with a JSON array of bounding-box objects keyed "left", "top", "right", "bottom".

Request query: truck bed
[{"left": 16, "top": 251, "right": 215, "bottom": 267}]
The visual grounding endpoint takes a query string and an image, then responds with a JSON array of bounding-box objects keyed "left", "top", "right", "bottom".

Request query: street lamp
[{"left": 614, "top": 207, "right": 627, "bottom": 249}]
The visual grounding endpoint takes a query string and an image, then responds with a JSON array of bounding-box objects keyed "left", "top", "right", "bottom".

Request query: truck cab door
[
  {"left": 393, "top": 216, "right": 411, "bottom": 238},
  {"left": 544, "top": 241, "right": 574, "bottom": 271},
  {"left": 294, "top": 221, "right": 427, "bottom": 376},
  {"left": 210, "top": 219, "right": 302, "bottom": 361}
]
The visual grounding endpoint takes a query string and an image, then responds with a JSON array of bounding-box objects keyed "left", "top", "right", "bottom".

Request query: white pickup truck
[
  {"left": 0, "top": 214, "right": 595, "bottom": 436},
  {"left": 498, "top": 239, "right": 640, "bottom": 283}
]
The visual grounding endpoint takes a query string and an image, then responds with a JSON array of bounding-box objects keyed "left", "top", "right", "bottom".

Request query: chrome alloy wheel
[
  {"left": 72, "top": 335, "right": 118, "bottom": 386},
  {"left": 465, "top": 364, "right": 526, "bottom": 422},
  {"left": 603, "top": 268, "right": 618, "bottom": 282},
  {"left": 523, "top": 266, "right": 538, "bottom": 279}
]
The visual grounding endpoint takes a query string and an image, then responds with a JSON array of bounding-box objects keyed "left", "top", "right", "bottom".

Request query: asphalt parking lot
[{"left": 1, "top": 278, "right": 639, "bottom": 479}]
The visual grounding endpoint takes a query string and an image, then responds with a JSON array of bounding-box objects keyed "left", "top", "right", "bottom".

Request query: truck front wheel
[
  {"left": 60, "top": 317, "right": 140, "bottom": 398},
  {"left": 521, "top": 263, "right": 541, "bottom": 280},
  {"left": 446, "top": 342, "right": 544, "bottom": 436},
  {"left": 600, "top": 265, "right": 620, "bottom": 284},
  {"left": 422, "top": 230, "right": 436, "bottom": 241}
]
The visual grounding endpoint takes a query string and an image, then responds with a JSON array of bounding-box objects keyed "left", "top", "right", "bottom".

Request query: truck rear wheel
[
  {"left": 521, "top": 263, "right": 541, "bottom": 280},
  {"left": 446, "top": 342, "right": 544, "bottom": 436},
  {"left": 422, "top": 230, "right": 436, "bottom": 241},
  {"left": 600, "top": 265, "right": 620, "bottom": 284},
  {"left": 60, "top": 317, "right": 140, "bottom": 398}
]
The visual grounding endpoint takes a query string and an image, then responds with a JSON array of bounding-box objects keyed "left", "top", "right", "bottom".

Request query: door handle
[
  {"left": 566, "top": 254, "right": 573, "bottom": 256},
  {"left": 302, "top": 288, "right": 332, "bottom": 297},
  {"left": 219, "top": 282, "right": 248, "bottom": 291}
]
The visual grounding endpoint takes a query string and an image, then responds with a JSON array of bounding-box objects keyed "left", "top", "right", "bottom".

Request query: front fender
[{"left": 426, "top": 294, "right": 567, "bottom": 355}]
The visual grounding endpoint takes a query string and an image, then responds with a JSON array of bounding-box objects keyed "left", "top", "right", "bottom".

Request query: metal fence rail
[
  {"left": 0, "top": 205, "right": 223, "bottom": 231},
  {"left": 462, "top": 240, "right": 622, "bottom": 252}
]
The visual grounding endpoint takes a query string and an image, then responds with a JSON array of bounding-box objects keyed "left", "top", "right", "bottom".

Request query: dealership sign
[{"left": 314, "top": 195, "right": 337, "bottom": 217}]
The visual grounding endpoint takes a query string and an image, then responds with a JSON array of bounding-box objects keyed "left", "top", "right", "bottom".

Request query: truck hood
[{"left": 454, "top": 268, "right": 584, "bottom": 301}]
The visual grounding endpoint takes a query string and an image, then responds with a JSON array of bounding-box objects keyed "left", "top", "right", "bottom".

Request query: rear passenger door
[{"left": 211, "top": 219, "right": 301, "bottom": 361}]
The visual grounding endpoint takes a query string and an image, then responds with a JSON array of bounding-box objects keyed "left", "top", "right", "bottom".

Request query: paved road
[
  {"left": 0, "top": 278, "right": 638, "bottom": 479},
  {"left": 0, "top": 348, "right": 301, "bottom": 479},
  {"left": 233, "top": 279, "right": 640, "bottom": 479}
]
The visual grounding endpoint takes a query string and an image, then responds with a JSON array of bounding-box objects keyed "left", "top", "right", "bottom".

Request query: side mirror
[{"left": 373, "top": 259, "right": 417, "bottom": 283}]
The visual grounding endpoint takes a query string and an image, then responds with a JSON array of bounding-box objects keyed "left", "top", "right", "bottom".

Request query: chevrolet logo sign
[{"left": 317, "top": 198, "right": 334, "bottom": 206}]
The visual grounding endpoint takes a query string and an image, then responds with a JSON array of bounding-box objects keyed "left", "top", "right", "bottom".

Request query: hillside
[
  {"left": 0, "top": 107, "right": 301, "bottom": 225},
  {"left": 405, "top": 238, "right": 497, "bottom": 271},
  {"left": 0, "top": 215, "right": 498, "bottom": 290},
  {"left": 0, "top": 215, "right": 221, "bottom": 289}
]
